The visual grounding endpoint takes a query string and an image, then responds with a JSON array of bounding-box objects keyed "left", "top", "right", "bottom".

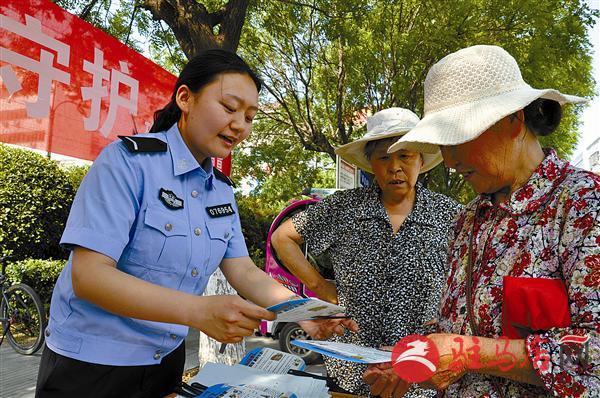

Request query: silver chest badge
[{"left": 159, "top": 188, "right": 184, "bottom": 210}]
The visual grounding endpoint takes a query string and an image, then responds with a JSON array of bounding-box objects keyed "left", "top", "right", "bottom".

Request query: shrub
[
  {"left": 0, "top": 145, "right": 75, "bottom": 260},
  {"left": 62, "top": 164, "right": 90, "bottom": 191},
  {"left": 5, "top": 258, "right": 66, "bottom": 306}
]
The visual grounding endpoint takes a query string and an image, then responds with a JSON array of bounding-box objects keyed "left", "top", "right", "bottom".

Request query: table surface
[{"left": 166, "top": 392, "right": 362, "bottom": 398}]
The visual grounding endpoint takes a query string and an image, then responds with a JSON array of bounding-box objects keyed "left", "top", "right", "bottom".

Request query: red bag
[{"left": 502, "top": 276, "right": 571, "bottom": 339}]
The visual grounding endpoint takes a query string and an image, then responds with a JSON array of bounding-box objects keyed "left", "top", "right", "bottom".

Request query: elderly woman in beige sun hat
[
  {"left": 364, "top": 45, "right": 599, "bottom": 398},
  {"left": 272, "top": 107, "right": 461, "bottom": 396}
]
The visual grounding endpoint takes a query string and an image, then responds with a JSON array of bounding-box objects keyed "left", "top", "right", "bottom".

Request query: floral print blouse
[
  {"left": 293, "top": 182, "right": 461, "bottom": 397},
  {"left": 439, "top": 149, "right": 599, "bottom": 398}
]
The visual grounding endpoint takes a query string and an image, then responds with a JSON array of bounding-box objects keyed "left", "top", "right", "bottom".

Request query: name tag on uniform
[
  {"left": 159, "top": 188, "right": 184, "bottom": 210},
  {"left": 206, "top": 203, "right": 235, "bottom": 218}
]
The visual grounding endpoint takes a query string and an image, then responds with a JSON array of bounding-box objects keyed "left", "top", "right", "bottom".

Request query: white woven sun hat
[
  {"left": 335, "top": 108, "right": 442, "bottom": 174},
  {"left": 389, "top": 45, "right": 587, "bottom": 153}
]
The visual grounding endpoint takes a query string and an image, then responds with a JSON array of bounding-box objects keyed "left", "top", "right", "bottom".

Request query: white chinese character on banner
[
  {"left": 81, "top": 48, "right": 139, "bottom": 137},
  {"left": 0, "top": 14, "right": 71, "bottom": 118}
]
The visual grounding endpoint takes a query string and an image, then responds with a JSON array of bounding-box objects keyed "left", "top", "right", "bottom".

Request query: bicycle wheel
[{"left": 0, "top": 283, "right": 46, "bottom": 354}]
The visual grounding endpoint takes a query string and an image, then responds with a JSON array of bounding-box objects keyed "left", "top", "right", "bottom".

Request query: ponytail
[{"left": 150, "top": 101, "right": 181, "bottom": 133}]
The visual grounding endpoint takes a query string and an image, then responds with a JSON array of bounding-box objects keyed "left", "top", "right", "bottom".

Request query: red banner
[{"left": 0, "top": 0, "right": 231, "bottom": 174}]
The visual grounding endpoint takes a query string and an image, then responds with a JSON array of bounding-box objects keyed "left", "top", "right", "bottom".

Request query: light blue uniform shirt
[{"left": 46, "top": 124, "right": 248, "bottom": 366}]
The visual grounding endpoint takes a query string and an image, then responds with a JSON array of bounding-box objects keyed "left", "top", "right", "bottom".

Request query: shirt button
[
  {"left": 191, "top": 190, "right": 199, "bottom": 198},
  {"left": 191, "top": 268, "right": 199, "bottom": 277},
  {"left": 170, "top": 334, "right": 177, "bottom": 340},
  {"left": 45, "top": 329, "right": 50, "bottom": 337},
  {"left": 153, "top": 350, "right": 161, "bottom": 360},
  {"left": 224, "top": 232, "right": 230, "bottom": 239},
  {"left": 164, "top": 223, "right": 173, "bottom": 231},
  {"left": 194, "top": 227, "right": 202, "bottom": 236}
]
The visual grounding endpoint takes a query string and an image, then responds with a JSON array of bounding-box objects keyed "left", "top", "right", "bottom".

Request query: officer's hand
[
  {"left": 194, "top": 295, "right": 276, "bottom": 343},
  {"left": 298, "top": 316, "right": 358, "bottom": 340}
]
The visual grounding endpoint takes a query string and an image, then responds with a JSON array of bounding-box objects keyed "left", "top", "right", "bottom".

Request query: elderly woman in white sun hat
[
  {"left": 364, "top": 45, "right": 599, "bottom": 398},
  {"left": 272, "top": 107, "right": 461, "bottom": 396}
]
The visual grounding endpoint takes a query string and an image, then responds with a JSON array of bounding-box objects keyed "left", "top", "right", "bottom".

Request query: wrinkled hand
[
  {"left": 363, "top": 362, "right": 411, "bottom": 398},
  {"left": 298, "top": 316, "right": 358, "bottom": 340},
  {"left": 419, "top": 333, "right": 468, "bottom": 391},
  {"left": 194, "top": 295, "right": 276, "bottom": 343}
]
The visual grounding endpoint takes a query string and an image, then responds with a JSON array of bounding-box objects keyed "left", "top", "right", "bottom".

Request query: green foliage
[
  {"left": 0, "top": 145, "right": 75, "bottom": 260},
  {"left": 232, "top": 121, "right": 337, "bottom": 204},
  {"left": 235, "top": 194, "right": 279, "bottom": 268},
  {"left": 62, "top": 164, "right": 90, "bottom": 191},
  {"left": 55, "top": 0, "right": 178, "bottom": 62},
  {"left": 55, "top": 0, "right": 598, "bottom": 205},
  {"left": 5, "top": 259, "right": 66, "bottom": 306},
  {"left": 238, "top": 0, "right": 597, "bottom": 203}
]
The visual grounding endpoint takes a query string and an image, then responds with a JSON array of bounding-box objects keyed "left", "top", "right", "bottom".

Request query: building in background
[{"left": 572, "top": 136, "right": 600, "bottom": 174}]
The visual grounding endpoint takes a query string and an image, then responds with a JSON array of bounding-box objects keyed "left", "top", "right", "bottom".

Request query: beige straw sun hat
[
  {"left": 335, "top": 108, "right": 442, "bottom": 174},
  {"left": 389, "top": 45, "right": 587, "bottom": 154}
]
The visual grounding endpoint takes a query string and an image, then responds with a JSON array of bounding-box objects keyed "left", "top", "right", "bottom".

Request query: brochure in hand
[
  {"left": 267, "top": 297, "right": 346, "bottom": 322},
  {"left": 291, "top": 340, "right": 392, "bottom": 364}
]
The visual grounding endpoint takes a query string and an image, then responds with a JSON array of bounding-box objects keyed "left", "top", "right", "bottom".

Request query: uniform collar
[
  {"left": 359, "top": 181, "right": 435, "bottom": 226},
  {"left": 164, "top": 124, "right": 215, "bottom": 187},
  {"left": 477, "top": 148, "right": 569, "bottom": 215}
]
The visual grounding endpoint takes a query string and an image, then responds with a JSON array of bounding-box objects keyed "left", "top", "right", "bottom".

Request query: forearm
[
  {"left": 72, "top": 248, "right": 196, "bottom": 326},
  {"left": 474, "top": 336, "right": 544, "bottom": 386},
  {"left": 271, "top": 233, "right": 329, "bottom": 293},
  {"left": 221, "top": 257, "right": 299, "bottom": 308}
]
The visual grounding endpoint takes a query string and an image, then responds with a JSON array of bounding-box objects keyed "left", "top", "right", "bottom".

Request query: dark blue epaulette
[
  {"left": 214, "top": 168, "right": 235, "bottom": 187},
  {"left": 118, "top": 135, "right": 167, "bottom": 153}
]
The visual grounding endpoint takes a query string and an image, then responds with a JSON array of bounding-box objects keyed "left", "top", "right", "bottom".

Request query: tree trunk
[
  {"left": 141, "top": 0, "right": 249, "bottom": 57},
  {"left": 198, "top": 268, "right": 246, "bottom": 368}
]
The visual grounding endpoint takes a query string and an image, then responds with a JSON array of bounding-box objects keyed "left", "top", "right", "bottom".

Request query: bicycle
[{"left": 0, "top": 255, "right": 46, "bottom": 354}]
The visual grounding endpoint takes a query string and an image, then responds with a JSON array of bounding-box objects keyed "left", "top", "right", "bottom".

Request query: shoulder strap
[
  {"left": 214, "top": 168, "right": 235, "bottom": 187},
  {"left": 118, "top": 135, "right": 167, "bottom": 153}
]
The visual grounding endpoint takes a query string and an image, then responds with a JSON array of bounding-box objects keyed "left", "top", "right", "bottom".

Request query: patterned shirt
[
  {"left": 439, "top": 149, "right": 599, "bottom": 397},
  {"left": 293, "top": 183, "right": 461, "bottom": 396}
]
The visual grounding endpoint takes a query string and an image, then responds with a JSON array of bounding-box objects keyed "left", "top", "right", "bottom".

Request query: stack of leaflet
[
  {"left": 188, "top": 361, "right": 330, "bottom": 398},
  {"left": 176, "top": 297, "right": 348, "bottom": 397}
]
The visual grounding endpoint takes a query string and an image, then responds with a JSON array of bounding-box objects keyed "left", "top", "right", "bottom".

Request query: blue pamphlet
[
  {"left": 198, "top": 383, "right": 298, "bottom": 398},
  {"left": 291, "top": 340, "right": 392, "bottom": 364},
  {"left": 266, "top": 298, "right": 345, "bottom": 322},
  {"left": 239, "top": 347, "right": 305, "bottom": 373}
]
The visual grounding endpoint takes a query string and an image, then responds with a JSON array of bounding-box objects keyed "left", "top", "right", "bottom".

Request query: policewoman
[{"left": 36, "top": 50, "right": 356, "bottom": 398}]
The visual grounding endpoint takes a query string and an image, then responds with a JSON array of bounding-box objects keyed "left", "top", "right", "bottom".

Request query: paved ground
[{"left": 0, "top": 329, "right": 324, "bottom": 398}]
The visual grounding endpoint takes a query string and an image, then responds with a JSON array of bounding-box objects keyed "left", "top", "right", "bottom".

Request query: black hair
[
  {"left": 523, "top": 98, "right": 562, "bottom": 137},
  {"left": 150, "top": 49, "right": 262, "bottom": 133},
  {"left": 364, "top": 137, "right": 399, "bottom": 160}
]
